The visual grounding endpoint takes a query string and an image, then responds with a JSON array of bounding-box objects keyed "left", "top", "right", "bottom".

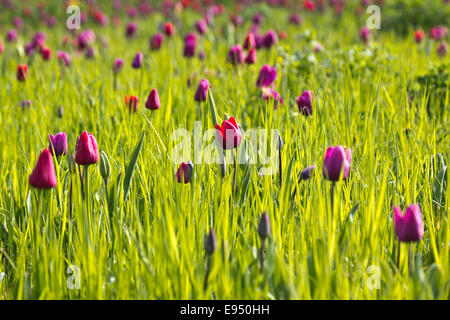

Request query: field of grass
[{"left": 0, "top": 0, "right": 449, "bottom": 300}]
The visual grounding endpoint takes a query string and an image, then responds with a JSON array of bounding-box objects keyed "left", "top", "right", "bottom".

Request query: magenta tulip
[
  {"left": 29, "top": 149, "right": 57, "bottom": 189},
  {"left": 215, "top": 117, "right": 242, "bottom": 150},
  {"left": 145, "top": 89, "right": 160, "bottom": 110},
  {"left": 49, "top": 132, "right": 68, "bottom": 157},
  {"left": 256, "top": 65, "right": 277, "bottom": 88},
  {"left": 75, "top": 131, "right": 99, "bottom": 165},
  {"left": 393, "top": 204, "right": 424, "bottom": 242},
  {"left": 176, "top": 161, "right": 194, "bottom": 184},
  {"left": 296, "top": 90, "right": 313, "bottom": 116},
  {"left": 322, "top": 145, "right": 352, "bottom": 181},
  {"left": 195, "top": 78, "right": 210, "bottom": 102}
]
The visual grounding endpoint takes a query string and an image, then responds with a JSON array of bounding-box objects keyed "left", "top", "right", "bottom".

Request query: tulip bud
[
  {"left": 263, "top": 30, "right": 278, "bottom": 49},
  {"left": 49, "top": 132, "right": 68, "bottom": 157},
  {"left": 195, "top": 78, "right": 210, "bottom": 102},
  {"left": 29, "top": 149, "right": 57, "bottom": 189},
  {"left": 125, "top": 95, "right": 139, "bottom": 113},
  {"left": 99, "top": 151, "right": 111, "bottom": 183},
  {"left": 205, "top": 228, "right": 217, "bottom": 255},
  {"left": 215, "top": 117, "right": 242, "bottom": 150},
  {"left": 131, "top": 52, "right": 143, "bottom": 69},
  {"left": 277, "top": 132, "right": 283, "bottom": 150},
  {"left": 227, "top": 45, "right": 244, "bottom": 65},
  {"left": 17, "top": 64, "right": 28, "bottom": 82},
  {"left": 256, "top": 65, "right": 277, "bottom": 88},
  {"left": 145, "top": 88, "right": 160, "bottom": 110},
  {"left": 300, "top": 164, "right": 316, "bottom": 181},
  {"left": 125, "top": 22, "right": 138, "bottom": 38},
  {"left": 183, "top": 33, "right": 197, "bottom": 58},
  {"left": 195, "top": 19, "right": 208, "bottom": 35},
  {"left": 150, "top": 33, "right": 163, "bottom": 51},
  {"left": 57, "top": 105, "right": 64, "bottom": 118},
  {"left": 322, "top": 145, "right": 352, "bottom": 181},
  {"left": 176, "top": 160, "right": 194, "bottom": 184},
  {"left": 164, "top": 22, "right": 174, "bottom": 37},
  {"left": 296, "top": 90, "right": 313, "bottom": 116},
  {"left": 244, "top": 48, "right": 256, "bottom": 64},
  {"left": 393, "top": 204, "right": 424, "bottom": 242},
  {"left": 258, "top": 211, "right": 270, "bottom": 240},
  {"left": 243, "top": 33, "right": 255, "bottom": 50},
  {"left": 112, "top": 58, "right": 124, "bottom": 74},
  {"left": 75, "top": 131, "right": 99, "bottom": 165}
]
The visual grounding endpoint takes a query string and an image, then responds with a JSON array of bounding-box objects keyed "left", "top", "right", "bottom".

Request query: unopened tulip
[
  {"left": 184, "top": 33, "right": 197, "bottom": 58},
  {"left": 227, "top": 45, "right": 244, "bottom": 65},
  {"left": 256, "top": 65, "right": 277, "bottom": 88},
  {"left": 437, "top": 42, "right": 447, "bottom": 57},
  {"left": 195, "top": 78, "right": 210, "bottom": 102},
  {"left": 17, "top": 64, "right": 28, "bottom": 81},
  {"left": 414, "top": 30, "right": 424, "bottom": 43},
  {"left": 131, "top": 52, "right": 143, "bottom": 68},
  {"left": 125, "top": 95, "right": 139, "bottom": 113},
  {"left": 215, "top": 117, "right": 242, "bottom": 150},
  {"left": 150, "top": 33, "right": 163, "bottom": 50},
  {"left": 57, "top": 51, "right": 71, "bottom": 67},
  {"left": 6, "top": 29, "right": 17, "bottom": 42},
  {"left": 429, "top": 26, "right": 448, "bottom": 41},
  {"left": 112, "top": 58, "right": 123, "bottom": 74},
  {"left": 29, "top": 149, "right": 57, "bottom": 189},
  {"left": 243, "top": 33, "right": 255, "bottom": 50},
  {"left": 125, "top": 22, "right": 137, "bottom": 38},
  {"left": 231, "top": 15, "right": 243, "bottom": 27},
  {"left": 195, "top": 19, "right": 208, "bottom": 35},
  {"left": 289, "top": 13, "right": 302, "bottom": 25},
  {"left": 205, "top": 227, "right": 217, "bottom": 255},
  {"left": 75, "top": 131, "right": 99, "bottom": 165},
  {"left": 258, "top": 211, "right": 271, "bottom": 240},
  {"left": 322, "top": 145, "right": 352, "bottom": 181},
  {"left": 261, "top": 87, "right": 283, "bottom": 109},
  {"left": 176, "top": 160, "right": 194, "bottom": 184},
  {"left": 393, "top": 204, "right": 424, "bottom": 242},
  {"left": 300, "top": 164, "right": 316, "bottom": 180},
  {"left": 40, "top": 46, "right": 51, "bottom": 60},
  {"left": 244, "top": 48, "right": 256, "bottom": 64},
  {"left": 360, "top": 27, "right": 370, "bottom": 43},
  {"left": 49, "top": 132, "right": 68, "bottom": 157},
  {"left": 164, "top": 22, "right": 174, "bottom": 37},
  {"left": 263, "top": 30, "right": 278, "bottom": 48},
  {"left": 296, "top": 90, "right": 313, "bottom": 116},
  {"left": 145, "top": 89, "right": 160, "bottom": 110}
]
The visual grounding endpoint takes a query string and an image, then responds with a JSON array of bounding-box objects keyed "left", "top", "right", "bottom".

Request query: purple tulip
[
  {"left": 289, "top": 14, "right": 302, "bottom": 25},
  {"left": 49, "top": 132, "right": 68, "bottom": 157},
  {"left": 198, "top": 51, "right": 206, "bottom": 60},
  {"left": 6, "top": 29, "right": 18, "bottom": 42},
  {"left": 183, "top": 33, "right": 197, "bottom": 58},
  {"left": 13, "top": 17, "right": 23, "bottom": 29},
  {"left": 131, "top": 52, "right": 143, "bottom": 69},
  {"left": 195, "top": 78, "right": 210, "bottom": 102},
  {"left": 263, "top": 30, "right": 278, "bottom": 49},
  {"left": 296, "top": 90, "right": 313, "bottom": 116},
  {"left": 32, "top": 31, "right": 46, "bottom": 48},
  {"left": 176, "top": 160, "right": 194, "bottom": 184},
  {"left": 252, "top": 12, "right": 263, "bottom": 25},
  {"left": 57, "top": 51, "right": 71, "bottom": 67},
  {"left": 245, "top": 48, "right": 256, "bottom": 64},
  {"left": 145, "top": 88, "right": 160, "bottom": 110},
  {"left": 85, "top": 47, "right": 95, "bottom": 59},
  {"left": 322, "top": 145, "right": 352, "bottom": 181},
  {"left": 195, "top": 19, "right": 208, "bottom": 35},
  {"left": 227, "top": 45, "right": 244, "bottom": 65},
  {"left": 437, "top": 42, "right": 447, "bottom": 57},
  {"left": 77, "top": 29, "right": 95, "bottom": 49},
  {"left": 231, "top": 15, "right": 243, "bottom": 27},
  {"left": 300, "top": 165, "right": 316, "bottom": 180},
  {"left": 256, "top": 65, "right": 277, "bottom": 88},
  {"left": 25, "top": 42, "right": 35, "bottom": 56},
  {"left": 254, "top": 33, "right": 264, "bottom": 49},
  {"left": 360, "top": 27, "right": 370, "bottom": 44},
  {"left": 393, "top": 204, "right": 424, "bottom": 242},
  {"left": 112, "top": 58, "right": 124, "bottom": 74},
  {"left": 150, "top": 33, "right": 163, "bottom": 50},
  {"left": 125, "top": 22, "right": 138, "bottom": 38}
]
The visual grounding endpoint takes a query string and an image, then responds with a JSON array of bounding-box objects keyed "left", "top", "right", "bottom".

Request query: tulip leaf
[
  {"left": 123, "top": 131, "right": 145, "bottom": 202},
  {"left": 207, "top": 88, "right": 218, "bottom": 126}
]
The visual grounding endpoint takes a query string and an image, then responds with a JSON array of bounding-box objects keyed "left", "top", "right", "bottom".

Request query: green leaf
[
  {"left": 207, "top": 88, "right": 218, "bottom": 126},
  {"left": 123, "top": 131, "right": 145, "bottom": 202}
]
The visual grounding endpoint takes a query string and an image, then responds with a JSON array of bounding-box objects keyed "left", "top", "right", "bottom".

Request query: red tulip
[
  {"left": 145, "top": 89, "right": 160, "bottom": 110},
  {"left": 75, "top": 131, "right": 99, "bottom": 165},
  {"left": 176, "top": 161, "right": 193, "bottom": 184},
  {"left": 125, "top": 95, "right": 139, "bottom": 113},
  {"left": 29, "top": 149, "right": 57, "bottom": 189},
  {"left": 17, "top": 64, "right": 28, "bottom": 81},
  {"left": 215, "top": 117, "right": 242, "bottom": 150}
]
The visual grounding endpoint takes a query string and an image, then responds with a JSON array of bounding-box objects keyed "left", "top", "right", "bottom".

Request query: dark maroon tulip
[
  {"left": 25, "top": 42, "right": 34, "bottom": 56},
  {"left": 131, "top": 52, "right": 143, "bottom": 68},
  {"left": 150, "top": 33, "right": 163, "bottom": 50},
  {"left": 125, "top": 22, "right": 138, "bottom": 38},
  {"left": 125, "top": 95, "right": 139, "bottom": 113},
  {"left": 300, "top": 164, "right": 316, "bottom": 180},
  {"left": 437, "top": 42, "right": 447, "bottom": 57},
  {"left": 296, "top": 90, "right": 313, "bottom": 116},
  {"left": 227, "top": 45, "right": 244, "bottom": 65},
  {"left": 29, "top": 149, "right": 57, "bottom": 189},
  {"left": 85, "top": 47, "right": 95, "bottom": 59},
  {"left": 198, "top": 51, "right": 206, "bottom": 60},
  {"left": 176, "top": 160, "right": 194, "bottom": 184},
  {"left": 17, "top": 64, "right": 28, "bottom": 81},
  {"left": 263, "top": 30, "right": 278, "bottom": 49},
  {"left": 252, "top": 12, "right": 263, "bottom": 24},
  {"left": 289, "top": 13, "right": 302, "bottom": 25},
  {"left": 195, "top": 78, "right": 210, "bottom": 102},
  {"left": 40, "top": 46, "right": 51, "bottom": 60},
  {"left": 429, "top": 26, "right": 448, "bottom": 41},
  {"left": 75, "top": 131, "right": 99, "bottom": 165},
  {"left": 244, "top": 48, "right": 256, "bottom": 64},
  {"left": 145, "top": 88, "right": 160, "bottom": 110}
]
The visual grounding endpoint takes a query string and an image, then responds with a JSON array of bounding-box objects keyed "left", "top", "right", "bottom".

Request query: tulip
[
  {"left": 243, "top": 33, "right": 255, "bottom": 50},
  {"left": 300, "top": 165, "right": 316, "bottom": 181},
  {"left": 75, "top": 131, "right": 99, "bottom": 165},
  {"left": 0, "top": 37, "right": 4, "bottom": 54},
  {"left": 112, "top": 58, "right": 124, "bottom": 74},
  {"left": 360, "top": 27, "right": 370, "bottom": 44},
  {"left": 57, "top": 51, "right": 71, "bottom": 67},
  {"left": 183, "top": 33, "right": 197, "bottom": 58},
  {"left": 195, "top": 19, "right": 208, "bottom": 35},
  {"left": 131, "top": 52, "right": 143, "bottom": 68},
  {"left": 227, "top": 45, "right": 244, "bottom": 65},
  {"left": 85, "top": 47, "right": 95, "bottom": 59},
  {"left": 304, "top": 0, "right": 316, "bottom": 11},
  {"left": 263, "top": 30, "right": 278, "bottom": 49},
  {"left": 393, "top": 204, "right": 424, "bottom": 243},
  {"left": 77, "top": 29, "right": 95, "bottom": 50},
  {"left": 32, "top": 31, "right": 46, "bottom": 48},
  {"left": 437, "top": 42, "right": 447, "bottom": 58},
  {"left": 176, "top": 160, "right": 194, "bottom": 184},
  {"left": 296, "top": 90, "right": 313, "bottom": 116},
  {"left": 164, "top": 22, "right": 174, "bottom": 37},
  {"left": 252, "top": 12, "right": 263, "bottom": 25},
  {"left": 289, "top": 14, "right": 302, "bottom": 25},
  {"left": 322, "top": 145, "right": 352, "bottom": 182},
  {"left": 414, "top": 30, "right": 424, "bottom": 43},
  {"left": 17, "top": 64, "right": 28, "bottom": 82},
  {"left": 204, "top": 227, "right": 217, "bottom": 290},
  {"left": 125, "top": 22, "right": 137, "bottom": 38},
  {"left": 29, "top": 149, "right": 57, "bottom": 189},
  {"left": 150, "top": 33, "right": 163, "bottom": 50},
  {"left": 215, "top": 117, "right": 242, "bottom": 150},
  {"left": 6, "top": 29, "right": 18, "bottom": 42},
  {"left": 195, "top": 78, "right": 210, "bottom": 102},
  {"left": 429, "top": 26, "right": 448, "bottom": 41},
  {"left": 198, "top": 51, "right": 206, "bottom": 60},
  {"left": 40, "top": 46, "right": 51, "bottom": 60},
  {"left": 25, "top": 42, "right": 35, "bottom": 56},
  {"left": 13, "top": 17, "right": 23, "bottom": 29},
  {"left": 261, "top": 87, "right": 283, "bottom": 109},
  {"left": 125, "top": 95, "right": 139, "bottom": 113},
  {"left": 254, "top": 33, "right": 264, "bottom": 49},
  {"left": 49, "top": 132, "right": 68, "bottom": 157},
  {"left": 256, "top": 65, "right": 277, "bottom": 88},
  {"left": 145, "top": 88, "right": 160, "bottom": 110},
  {"left": 231, "top": 15, "right": 243, "bottom": 26},
  {"left": 258, "top": 211, "right": 270, "bottom": 273},
  {"left": 244, "top": 48, "right": 256, "bottom": 64}
]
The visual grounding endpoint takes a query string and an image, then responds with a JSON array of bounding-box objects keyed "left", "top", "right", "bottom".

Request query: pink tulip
[
  {"left": 75, "top": 131, "right": 99, "bottom": 165},
  {"left": 322, "top": 145, "right": 352, "bottom": 181},
  {"left": 29, "top": 149, "right": 57, "bottom": 189},
  {"left": 393, "top": 204, "right": 424, "bottom": 242}
]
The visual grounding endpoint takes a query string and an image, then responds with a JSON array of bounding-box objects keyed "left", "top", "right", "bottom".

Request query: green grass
[{"left": 0, "top": 3, "right": 449, "bottom": 299}]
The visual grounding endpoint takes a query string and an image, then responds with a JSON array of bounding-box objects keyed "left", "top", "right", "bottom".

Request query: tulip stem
[
  {"left": 78, "top": 164, "right": 84, "bottom": 200},
  {"left": 69, "top": 176, "right": 73, "bottom": 220},
  {"left": 232, "top": 149, "right": 237, "bottom": 195},
  {"left": 203, "top": 255, "right": 212, "bottom": 291},
  {"left": 408, "top": 243, "right": 412, "bottom": 274},
  {"left": 397, "top": 241, "right": 401, "bottom": 270},
  {"left": 330, "top": 182, "right": 336, "bottom": 216},
  {"left": 259, "top": 240, "right": 265, "bottom": 274}
]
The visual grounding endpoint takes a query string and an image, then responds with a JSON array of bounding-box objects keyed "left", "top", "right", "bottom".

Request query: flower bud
[
  {"left": 258, "top": 211, "right": 270, "bottom": 240},
  {"left": 205, "top": 228, "right": 217, "bottom": 255},
  {"left": 99, "top": 151, "right": 111, "bottom": 183}
]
